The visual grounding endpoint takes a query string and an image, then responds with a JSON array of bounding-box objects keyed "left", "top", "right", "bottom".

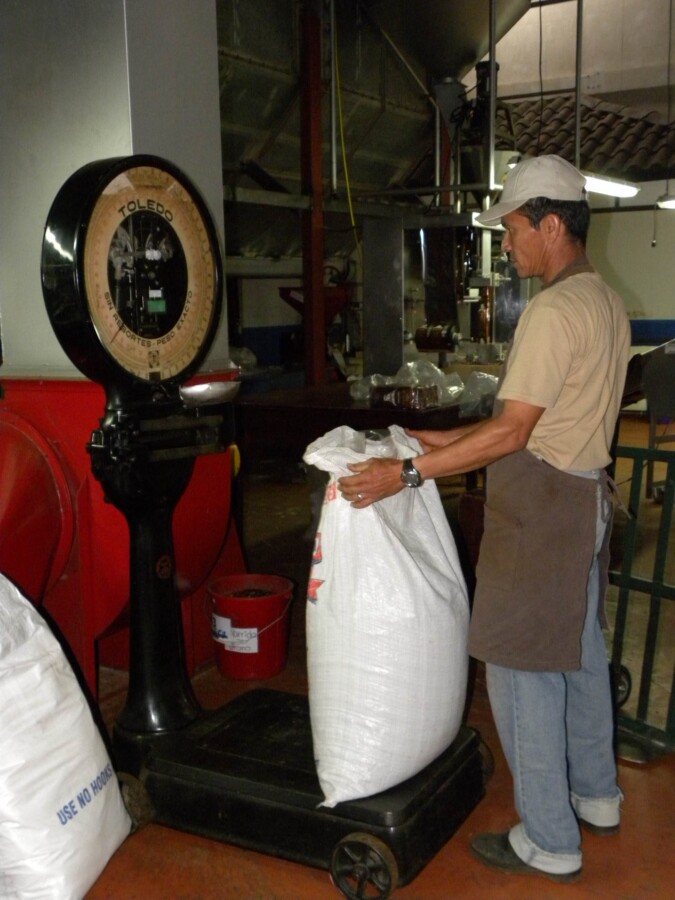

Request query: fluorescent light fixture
[
  {"left": 583, "top": 173, "right": 640, "bottom": 198},
  {"left": 473, "top": 169, "right": 641, "bottom": 229},
  {"left": 657, "top": 193, "right": 675, "bottom": 209}
]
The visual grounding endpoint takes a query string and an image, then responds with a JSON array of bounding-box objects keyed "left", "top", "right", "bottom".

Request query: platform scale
[{"left": 41, "top": 155, "right": 486, "bottom": 898}]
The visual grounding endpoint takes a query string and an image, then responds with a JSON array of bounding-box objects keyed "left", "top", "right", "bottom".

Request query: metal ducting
[
  {"left": 217, "top": 0, "right": 531, "bottom": 267},
  {"left": 361, "top": 0, "right": 531, "bottom": 82}
]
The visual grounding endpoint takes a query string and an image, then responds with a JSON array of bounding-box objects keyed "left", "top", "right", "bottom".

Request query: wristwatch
[{"left": 400, "top": 458, "right": 424, "bottom": 488}]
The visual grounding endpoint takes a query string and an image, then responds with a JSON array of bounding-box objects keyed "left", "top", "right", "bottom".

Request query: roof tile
[{"left": 498, "top": 94, "right": 674, "bottom": 182}]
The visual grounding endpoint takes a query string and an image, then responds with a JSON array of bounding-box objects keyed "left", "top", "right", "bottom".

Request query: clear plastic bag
[
  {"left": 349, "top": 361, "right": 464, "bottom": 409},
  {"left": 459, "top": 370, "right": 499, "bottom": 418}
]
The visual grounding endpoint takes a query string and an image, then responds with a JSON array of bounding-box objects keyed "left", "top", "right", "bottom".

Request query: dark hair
[{"left": 519, "top": 197, "right": 590, "bottom": 245}]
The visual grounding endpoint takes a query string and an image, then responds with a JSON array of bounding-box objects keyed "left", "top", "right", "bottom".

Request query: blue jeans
[{"left": 486, "top": 480, "right": 622, "bottom": 875}]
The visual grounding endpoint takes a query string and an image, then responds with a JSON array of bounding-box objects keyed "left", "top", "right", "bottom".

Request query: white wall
[
  {"left": 587, "top": 209, "right": 675, "bottom": 320},
  {"left": 0, "top": 0, "right": 228, "bottom": 378},
  {"left": 469, "top": 0, "right": 674, "bottom": 119},
  {"left": 1, "top": 1, "right": 130, "bottom": 377}
]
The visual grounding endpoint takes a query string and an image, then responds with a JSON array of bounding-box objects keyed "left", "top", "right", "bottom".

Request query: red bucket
[{"left": 209, "top": 574, "right": 293, "bottom": 680}]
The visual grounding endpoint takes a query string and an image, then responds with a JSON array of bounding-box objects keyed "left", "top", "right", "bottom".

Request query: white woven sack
[
  {"left": 303, "top": 425, "right": 470, "bottom": 807},
  {"left": 0, "top": 574, "right": 132, "bottom": 899}
]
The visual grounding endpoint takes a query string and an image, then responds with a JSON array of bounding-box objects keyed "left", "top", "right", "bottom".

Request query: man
[{"left": 337, "top": 155, "right": 630, "bottom": 882}]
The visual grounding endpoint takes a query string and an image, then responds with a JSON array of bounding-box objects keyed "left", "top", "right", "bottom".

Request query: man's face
[{"left": 500, "top": 209, "right": 547, "bottom": 278}]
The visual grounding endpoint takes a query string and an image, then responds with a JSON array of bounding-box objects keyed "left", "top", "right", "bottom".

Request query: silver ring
[{"left": 357, "top": 492, "right": 364, "bottom": 500}]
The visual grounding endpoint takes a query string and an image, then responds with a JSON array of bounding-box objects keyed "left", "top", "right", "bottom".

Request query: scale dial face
[{"left": 42, "top": 156, "right": 222, "bottom": 386}]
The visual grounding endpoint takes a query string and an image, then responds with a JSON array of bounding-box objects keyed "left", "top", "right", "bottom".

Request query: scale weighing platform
[{"left": 41, "top": 155, "right": 486, "bottom": 898}]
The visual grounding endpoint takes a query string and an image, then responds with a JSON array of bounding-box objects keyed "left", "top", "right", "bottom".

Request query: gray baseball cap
[{"left": 476, "top": 154, "right": 587, "bottom": 226}]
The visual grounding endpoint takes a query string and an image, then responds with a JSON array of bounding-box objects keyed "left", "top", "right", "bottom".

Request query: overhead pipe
[
  {"left": 354, "top": 182, "right": 501, "bottom": 199},
  {"left": 482, "top": 0, "right": 498, "bottom": 282},
  {"left": 300, "top": 1, "right": 326, "bottom": 386},
  {"left": 486, "top": 0, "right": 498, "bottom": 206},
  {"left": 434, "top": 105, "right": 442, "bottom": 206},
  {"left": 451, "top": 83, "right": 463, "bottom": 213},
  {"left": 330, "top": 0, "right": 338, "bottom": 195},
  {"left": 453, "top": 124, "right": 462, "bottom": 213},
  {"left": 574, "top": 0, "right": 584, "bottom": 168}
]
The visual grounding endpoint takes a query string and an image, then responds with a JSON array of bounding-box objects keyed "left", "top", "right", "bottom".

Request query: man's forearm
[{"left": 414, "top": 402, "right": 544, "bottom": 481}]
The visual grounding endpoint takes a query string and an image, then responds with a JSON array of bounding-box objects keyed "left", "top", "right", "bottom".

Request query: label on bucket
[{"left": 212, "top": 613, "right": 259, "bottom": 654}]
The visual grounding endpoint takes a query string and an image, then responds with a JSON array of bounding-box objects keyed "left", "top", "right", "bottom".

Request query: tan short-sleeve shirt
[{"left": 497, "top": 269, "right": 631, "bottom": 470}]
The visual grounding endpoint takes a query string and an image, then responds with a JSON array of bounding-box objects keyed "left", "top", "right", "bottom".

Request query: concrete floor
[{"left": 89, "top": 415, "right": 674, "bottom": 899}]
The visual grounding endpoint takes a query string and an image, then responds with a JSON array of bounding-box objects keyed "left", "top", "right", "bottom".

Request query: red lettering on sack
[
  {"left": 306, "top": 578, "right": 325, "bottom": 604},
  {"left": 312, "top": 533, "right": 322, "bottom": 565}
]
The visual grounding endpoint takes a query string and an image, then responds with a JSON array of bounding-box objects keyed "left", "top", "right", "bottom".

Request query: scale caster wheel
[
  {"left": 616, "top": 665, "right": 632, "bottom": 708},
  {"left": 330, "top": 832, "right": 399, "bottom": 899},
  {"left": 118, "top": 772, "right": 154, "bottom": 832}
]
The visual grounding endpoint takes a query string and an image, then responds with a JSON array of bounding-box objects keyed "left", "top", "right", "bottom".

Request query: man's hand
[
  {"left": 337, "top": 399, "right": 545, "bottom": 509},
  {"left": 337, "top": 457, "right": 405, "bottom": 507}
]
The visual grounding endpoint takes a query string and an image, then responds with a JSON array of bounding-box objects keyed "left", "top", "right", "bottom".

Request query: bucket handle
[{"left": 211, "top": 597, "right": 292, "bottom": 645}]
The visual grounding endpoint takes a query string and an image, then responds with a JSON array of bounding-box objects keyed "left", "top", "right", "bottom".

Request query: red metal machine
[{"left": 0, "top": 377, "right": 244, "bottom": 697}]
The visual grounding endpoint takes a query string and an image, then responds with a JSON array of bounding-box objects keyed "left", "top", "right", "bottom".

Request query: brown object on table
[{"left": 369, "top": 384, "right": 441, "bottom": 411}]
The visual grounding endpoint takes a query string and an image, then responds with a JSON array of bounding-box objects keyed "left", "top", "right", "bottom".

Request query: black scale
[{"left": 41, "top": 155, "right": 486, "bottom": 898}]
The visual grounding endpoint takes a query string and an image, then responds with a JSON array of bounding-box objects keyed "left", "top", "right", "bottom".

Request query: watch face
[
  {"left": 83, "top": 164, "right": 218, "bottom": 382},
  {"left": 42, "top": 156, "right": 222, "bottom": 387},
  {"left": 401, "top": 458, "right": 423, "bottom": 487}
]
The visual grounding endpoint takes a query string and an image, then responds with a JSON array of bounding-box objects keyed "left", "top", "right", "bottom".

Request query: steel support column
[{"left": 300, "top": 2, "right": 326, "bottom": 386}]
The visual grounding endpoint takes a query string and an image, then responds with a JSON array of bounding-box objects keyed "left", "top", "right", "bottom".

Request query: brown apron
[
  {"left": 468, "top": 448, "right": 611, "bottom": 672},
  {"left": 467, "top": 266, "right": 618, "bottom": 672}
]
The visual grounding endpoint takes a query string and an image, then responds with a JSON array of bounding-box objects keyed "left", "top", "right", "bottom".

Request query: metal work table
[{"left": 235, "top": 381, "right": 473, "bottom": 466}]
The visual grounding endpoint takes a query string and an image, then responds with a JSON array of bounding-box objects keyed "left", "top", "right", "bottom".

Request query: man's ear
[{"left": 542, "top": 212, "right": 563, "bottom": 241}]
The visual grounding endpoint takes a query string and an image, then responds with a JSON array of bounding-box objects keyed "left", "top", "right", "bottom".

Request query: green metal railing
[{"left": 608, "top": 445, "right": 674, "bottom": 759}]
